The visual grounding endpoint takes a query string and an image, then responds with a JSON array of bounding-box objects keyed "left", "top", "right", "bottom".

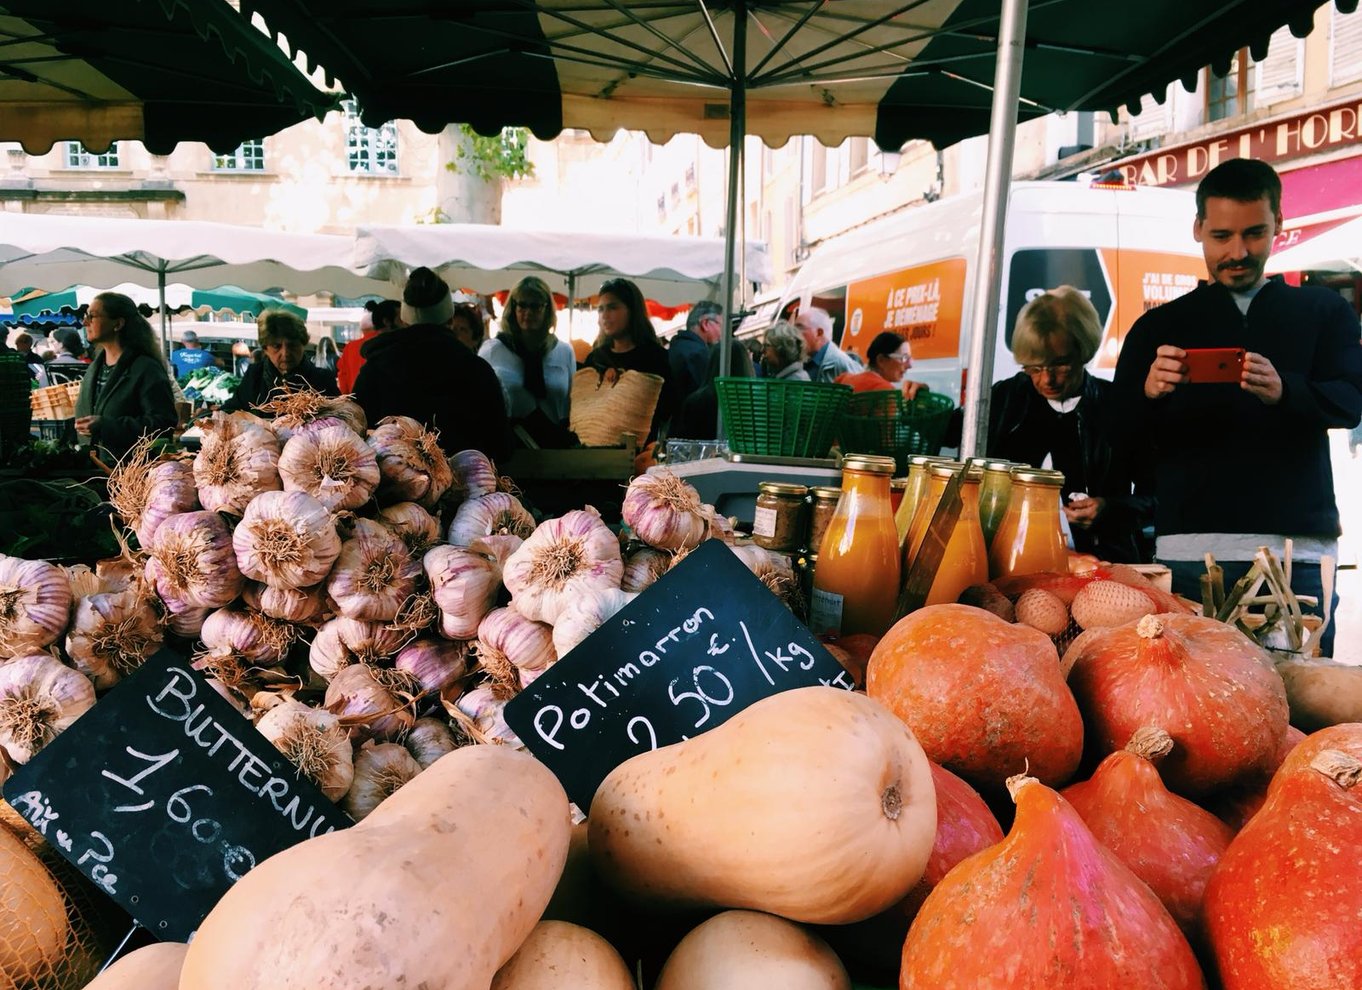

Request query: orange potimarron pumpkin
[
  {"left": 1065, "top": 614, "right": 1288, "bottom": 796},
  {"left": 1061, "top": 727, "right": 1233, "bottom": 938},
  {"left": 1203, "top": 743, "right": 1362, "bottom": 989},
  {"left": 899, "top": 774, "right": 1205, "bottom": 990},
  {"left": 866, "top": 604, "right": 1083, "bottom": 789}
]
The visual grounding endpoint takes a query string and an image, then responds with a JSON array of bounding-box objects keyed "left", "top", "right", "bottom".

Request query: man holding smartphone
[{"left": 1111, "top": 158, "right": 1362, "bottom": 656}]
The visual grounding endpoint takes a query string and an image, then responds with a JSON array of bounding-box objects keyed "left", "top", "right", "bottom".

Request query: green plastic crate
[
  {"left": 837, "top": 389, "right": 956, "bottom": 474},
  {"left": 715, "top": 378, "right": 852, "bottom": 459}
]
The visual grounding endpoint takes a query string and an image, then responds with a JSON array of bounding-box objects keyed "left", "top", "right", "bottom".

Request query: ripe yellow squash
[
  {"left": 491, "top": 920, "right": 634, "bottom": 989},
  {"left": 656, "top": 910, "right": 849, "bottom": 990},
  {"left": 85, "top": 942, "right": 188, "bottom": 989},
  {"left": 179, "top": 746, "right": 572, "bottom": 990},
  {"left": 588, "top": 687, "right": 936, "bottom": 924}
]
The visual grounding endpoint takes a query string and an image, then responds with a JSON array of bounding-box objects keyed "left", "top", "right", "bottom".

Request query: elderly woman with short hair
[
  {"left": 223, "top": 310, "right": 338, "bottom": 412},
  {"left": 986, "top": 285, "right": 1153, "bottom": 563},
  {"left": 762, "top": 320, "right": 811, "bottom": 380}
]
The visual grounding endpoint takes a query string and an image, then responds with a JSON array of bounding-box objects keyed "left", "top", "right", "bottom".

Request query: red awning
[{"left": 1276, "top": 154, "right": 1362, "bottom": 251}]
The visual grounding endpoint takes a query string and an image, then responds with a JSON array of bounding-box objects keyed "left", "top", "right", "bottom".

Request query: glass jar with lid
[
  {"left": 805, "top": 485, "right": 842, "bottom": 554},
  {"left": 752, "top": 481, "right": 808, "bottom": 552},
  {"left": 988, "top": 467, "right": 1067, "bottom": 579},
  {"left": 810, "top": 454, "right": 900, "bottom": 637},
  {"left": 978, "top": 459, "right": 1016, "bottom": 549},
  {"left": 894, "top": 454, "right": 951, "bottom": 545}
]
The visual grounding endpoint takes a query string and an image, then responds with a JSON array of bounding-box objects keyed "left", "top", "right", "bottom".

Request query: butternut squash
[
  {"left": 589, "top": 686, "right": 936, "bottom": 924},
  {"left": 655, "top": 910, "right": 849, "bottom": 990},
  {"left": 85, "top": 942, "right": 188, "bottom": 990},
  {"left": 491, "top": 920, "right": 634, "bottom": 989},
  {"left": 0, "top": 823, "right": 69, "bottom": 987},
  {"left": 179, "top": 747, "right": 572, "bottom": 990}
]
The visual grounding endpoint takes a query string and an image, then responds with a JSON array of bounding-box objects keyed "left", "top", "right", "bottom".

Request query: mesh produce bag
[{"left": 0, "top": 800, "right": 126, "bottom": 989}]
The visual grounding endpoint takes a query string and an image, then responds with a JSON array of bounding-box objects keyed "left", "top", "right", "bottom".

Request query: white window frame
[
  {"left": 212, "top": 140, "right": 265, "bottom": 172},
  {"left": 1330, "top": 6, "right": 1362, "bottom": 86},
  {"left": 1253, "top": 28, "right": 1304, "bottom": 107},
  {"left": 341, "top": 99, "right": 398, "bottom": 175},
  {"left": 65, "top": 141, "right": 119, "bottom": 169}
]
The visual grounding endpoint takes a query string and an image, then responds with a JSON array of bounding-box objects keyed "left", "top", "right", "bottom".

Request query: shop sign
[
  {"left": 843, "top": 258, "right": 967, "bottom": 360},
  {"left": 504, "top": 540, "right": 854, "bottom": 810},
  {"left": 2, "top": 651, "right": 351, "bottom": 941},
  {"left": 1112, "top": 97, "right": 1362, "bottom": 189}
]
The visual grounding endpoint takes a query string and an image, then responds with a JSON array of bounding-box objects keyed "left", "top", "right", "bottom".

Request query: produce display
[{"left": 0, "top": 393, "right": 1357, "bottom": 989}]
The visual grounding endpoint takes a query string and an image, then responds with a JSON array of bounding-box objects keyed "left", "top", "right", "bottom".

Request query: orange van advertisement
[
  {"left": 1096, "top": 248, "right": 1206, "bottom": 370},
  {"left": 843, "top": 258, "right": 967, "bottom": 361}
]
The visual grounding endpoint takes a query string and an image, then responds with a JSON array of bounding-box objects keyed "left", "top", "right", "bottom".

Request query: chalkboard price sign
[
  {"left": 2, "top": 649, "right": 351, "bottom": 941},
  {"left": 504, "top": 540, "right": 854, "bottom": 809}
]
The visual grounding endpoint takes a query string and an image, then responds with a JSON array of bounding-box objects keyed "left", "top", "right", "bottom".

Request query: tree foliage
[{"left": 445, "top": 125, "right": 535, "bottom": 182}]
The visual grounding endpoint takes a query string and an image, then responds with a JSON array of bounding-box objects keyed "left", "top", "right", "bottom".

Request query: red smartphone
[{"left": 1184, "top": 347, "right": 1245, "bottom": 384}]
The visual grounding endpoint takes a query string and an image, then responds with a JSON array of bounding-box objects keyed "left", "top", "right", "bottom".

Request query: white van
[{"left": 773, "top": 180, "right": 1207, "bottom": 403}]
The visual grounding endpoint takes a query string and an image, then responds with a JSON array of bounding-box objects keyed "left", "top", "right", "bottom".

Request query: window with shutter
[
  {"left": 1331, "top": 6, "right": 1362, "bottom": 86},
  {"left": 1254, "top": 27, "right": 1303, "bottom": 106}
]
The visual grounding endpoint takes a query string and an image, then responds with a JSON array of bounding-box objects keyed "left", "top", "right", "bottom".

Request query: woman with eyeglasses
[
  {"left": 72, "top": 292, "right": 178, "bottom": 464},
  {"left": 986, "top": 285, "right": 1153, "bottom": 563},
  {"left": 836, "top": 331, "right": 930, "bottom": 399},
  {"left": 585, "top": 277, "right": 674, "bottom": 436},
  {"left": 479, "top": 276, "right": 577, "bottom": 447}
]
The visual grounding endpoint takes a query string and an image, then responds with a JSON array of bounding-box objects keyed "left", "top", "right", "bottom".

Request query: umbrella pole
[
  {"left": 959, "top": 0, "right": 1028, "bottom": 459},
  {"left": 718, "top": 0, "right": 747, "bottom": 383},
  {"left": 158, "top": 268, "right": 170, "bottom": 360},
  {"left": 567, "top": 272, "right": 576, "bottom": 339}
]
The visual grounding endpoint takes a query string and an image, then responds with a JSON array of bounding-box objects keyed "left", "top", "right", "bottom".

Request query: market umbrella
[
  {"left": 234, "top": 0, "right": 1345, "bottom": 454},
  {"left": 1267, "top": 216, "right": 1362, "bottom": 274},
  {"left": 10, "top": 283, "right": 307, "bottom": 320},
  {"left": 354, "top": 224, "right": 772, "bottom": 309},
  {"left": 0, "top": 0, "right": 337, "bottom": 155},
  {"left": 0, "top": 212, "right": 394, "bottom": 353}
]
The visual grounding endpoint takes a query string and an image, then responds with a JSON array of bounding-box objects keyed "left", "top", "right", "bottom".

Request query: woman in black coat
[
  {"left": 584, "top": 277, "right": 675, "bottom": 437},
  {"left": 222, "top": 310, "right": 338, "bottom": 413},
  {"left": 73, "top": 292, "right": 178, "bottom": 464}
]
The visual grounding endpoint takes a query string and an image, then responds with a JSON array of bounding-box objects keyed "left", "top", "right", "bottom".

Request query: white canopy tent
[
  {"left": 354, "top": 224, "right": 772, "bottom": 311},
  {"left": 0, "top": 212, "right": 396, "bottom": 352},
  {"left": 1268, "top": 217, "right": 1362, "bottom": 274}
]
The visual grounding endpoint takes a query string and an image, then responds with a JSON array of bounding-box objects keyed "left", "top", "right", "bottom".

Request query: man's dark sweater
[
  {"left": 353, "top": 323, "right": 510, "bottom": 460},
  {"left": 1109, "top": 279, "right": 1362, "bottom": 539}
]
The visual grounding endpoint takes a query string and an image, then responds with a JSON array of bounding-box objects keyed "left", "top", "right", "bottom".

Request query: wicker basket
[
  {"left": 716, "top": 378, "right": 852, "bottom": 459},
  {"left": 569, "top": 368, "right": 664, "bottom": 447},
  {"left": 837, "top": 389, "right": 956, "bottom": 473}
]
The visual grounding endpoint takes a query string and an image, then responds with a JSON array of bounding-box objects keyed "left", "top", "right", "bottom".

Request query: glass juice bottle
[
  {"left": 978, "top": 459, "right": 1016, "bottom": 549},
  {"left": 924, "top": 464, "right": 989, "bottom": 606},
  {"left": 988, "top": 467, "right": 1068, "bottom": 579},
  {"left": 893, "top": 454, "right": 948, "bottom": 545},
  {"left": 809, "top": 454, "right": 900, "bottom": 637},
  {"left": 902, "top": 459, "right": 963, "bottom": 572}
]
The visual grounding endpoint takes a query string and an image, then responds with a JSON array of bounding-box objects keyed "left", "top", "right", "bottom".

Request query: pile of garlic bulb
[{"left": 0, "top": 403, "right": 797, "bottom": 824}]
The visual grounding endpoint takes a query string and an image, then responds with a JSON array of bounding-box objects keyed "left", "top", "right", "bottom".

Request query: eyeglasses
[
  {"left": 513, "top": 300, "right": 546, "bottom": 313},
  {"left": 82, "top": 311, "right": 102, "bottom": 324},
  {"left": 1021, "top": 357, "right": 1079, "bottom": 376},
  {"left": 887, "top": 351, "right": 912, "bottom": 363}
]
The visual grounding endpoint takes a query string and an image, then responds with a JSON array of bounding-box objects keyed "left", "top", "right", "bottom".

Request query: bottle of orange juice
[
  {"left": 893, "top": 454, "right": 950, "bottom": 545},
  {"left": 901, "top": 459, "right": 964, "bottom": 573},
  {"left": 988, "top": 467, "right": 1067, "bottom": 579},
  {"left": 977, "top": 459, "right": 1016, "bottom": 549},
  {"left": 923, "top": 463, "right": 989, "bottom": 606},
  {"left": 809, "top": 454, "right": 900, "bottom": 637}
]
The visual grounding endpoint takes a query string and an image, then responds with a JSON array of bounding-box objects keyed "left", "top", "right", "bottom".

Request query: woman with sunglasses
[
  {"left": 836, "top": 331, "right": 930, "bottom": 399},
  {"left": 479, "top": 277, "right": 576, "bottom": 447},
  {"left": 584, "top": 277, "right": 674, "bottom": 436},
  {"left": 986, "top": 285, "right": 1153, "bottom": 563}
]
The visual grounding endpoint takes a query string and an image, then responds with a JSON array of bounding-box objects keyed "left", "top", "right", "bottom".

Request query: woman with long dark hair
[
  {"left": 479, "top": 276, "right": 576, "bottom": 447},
  {"left": 584, "top": 277, "right": 674, "bottom": 435},
  {"left": 73, "top": 291, "right": 178, "bottom": 463}
]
